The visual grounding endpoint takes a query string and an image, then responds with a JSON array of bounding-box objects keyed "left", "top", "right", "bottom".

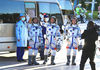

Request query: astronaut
[
  {"left": 28, "top": 17, "right": 42, "bottom": 65},
  {"left": 65, "top": 18, "right": 81, "bottom": 65},
  {"left": 40, "top": 13, "right": 50, "bottom": 27},
  {"left": 42, "top": 14, "right": 50, "bottom": 27},
  {"left": 43, "top": 16, "right": 61, "bottom": 65},
  {"left": 39, "top": 14, "right": 49, "bottom": 60}
]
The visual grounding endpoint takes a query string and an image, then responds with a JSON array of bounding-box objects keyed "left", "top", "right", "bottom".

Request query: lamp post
[{"left": 85, "top": 0, "right": 97, "bottom": 19}]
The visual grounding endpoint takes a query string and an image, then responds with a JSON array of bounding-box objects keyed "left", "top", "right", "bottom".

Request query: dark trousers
[
  {"left": 80, "top": 50, "right": 96, "bottom": 70},
  {"left": 17, "top": 47, "right": 25, "bottom": 61},
  {"left": 40, "top": 48, "right": 44, "bottom": 59},
  {"left": 40, "top": 38, "right": 45, "bottom": 59}
]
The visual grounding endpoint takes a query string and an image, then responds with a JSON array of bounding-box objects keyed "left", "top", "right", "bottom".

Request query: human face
[
  {"left": 72, "top": 19, "right": 76, "bottom": 25},
  {"left": 33, "top": 18, "right": 38, "bottom": 23},
  {"left": 50, "top": 18, "right": 55, "bottom": 23}
]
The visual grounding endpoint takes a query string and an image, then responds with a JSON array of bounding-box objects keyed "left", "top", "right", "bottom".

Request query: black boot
[
  {"left": 32, "top": 56, "right": 39, "bottom": 65},
  {"left": 66, "top": 56, "right": 70, "bottom": 65},
  {"left": 90, "top": 62, "right": 96, "bottom": 70},
  {"left": 51, "top": 56, "right": 56, "bottom": 65},
  {"left": 28, "top": 56, "right": 33, "bottom": 65},
  {"left": 43, "top": 55, "right": 48, "bottom": 64},
  {"left": 72, "top": 56, "right": 76, "bottom": 65}
]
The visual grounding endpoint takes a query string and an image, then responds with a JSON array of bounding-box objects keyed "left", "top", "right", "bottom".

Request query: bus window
[
  {"left": 58, "top": 0, "right": 73, "bottom": 11},
  {"left": 39, "top": 3, "right": 63, "bottom": 27},
  {"left": 0, "top": 0, "right": 24, "bottom": 23},
  {"left": 24, "top": 2, "right": 35, "bottom": 18}
]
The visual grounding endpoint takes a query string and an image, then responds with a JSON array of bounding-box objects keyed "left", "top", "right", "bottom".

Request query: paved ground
[{"left": 0, "top": 40, "right": 100, "bottom": 70}]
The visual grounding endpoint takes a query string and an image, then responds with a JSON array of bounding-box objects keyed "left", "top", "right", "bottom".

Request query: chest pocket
[
  {"left": 35, "top": 26, "right": 40, "bottom": 35},
  {"left": 47, "top": 27, "right": 52, "bottom": 34}
]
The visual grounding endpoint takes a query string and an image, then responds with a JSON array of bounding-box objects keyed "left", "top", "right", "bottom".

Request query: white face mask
[
  {"left": 21, "top": 17, "right": 25, "bottom": 21},
  {"left": 45, "top": 18, "right": 49, "bottom": 22}
]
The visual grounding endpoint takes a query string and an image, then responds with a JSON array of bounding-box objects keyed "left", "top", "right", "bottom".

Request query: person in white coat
[
  {"left": 16, "top": 13, "right": 28, "bottom": 62},
  {"left": 28, "top": 17, "right": 42, "bottom": 65}
]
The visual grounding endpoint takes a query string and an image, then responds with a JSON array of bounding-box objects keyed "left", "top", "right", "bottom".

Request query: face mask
[
  {"left": 45, "top": 18, "right": 49, "bottom": 22},
  {"left": 21, "top": 17, "right": 25, "bottom": 21}
]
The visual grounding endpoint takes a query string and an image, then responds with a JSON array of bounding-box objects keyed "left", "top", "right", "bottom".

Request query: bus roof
[{"left": 13, "top": 0, "right": 58, "bottom": 3}]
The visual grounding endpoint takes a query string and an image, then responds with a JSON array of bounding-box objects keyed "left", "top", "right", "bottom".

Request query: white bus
[{"left": 0, "top": 0, "right": 64, "bottom": 52}]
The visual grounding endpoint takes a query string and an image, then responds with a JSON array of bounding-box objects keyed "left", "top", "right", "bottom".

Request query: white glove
[
  {"left": 44, "top": 34, "right": 47, "bottom": 39},
  {"left": 26, "top": 14, "right": 30, "bottom": 23}
]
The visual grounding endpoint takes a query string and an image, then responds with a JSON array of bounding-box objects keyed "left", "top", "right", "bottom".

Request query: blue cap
[
  {"left": 44, "top": 15, "right": 49, "bottom": 18},
  {"left": 20, "top": 13, "right": 25, "bottom": 17}
]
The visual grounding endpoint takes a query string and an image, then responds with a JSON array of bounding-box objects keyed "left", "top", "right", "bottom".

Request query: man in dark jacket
[{"left": 80, "top": 21, "right": 98, "bottom": 70}]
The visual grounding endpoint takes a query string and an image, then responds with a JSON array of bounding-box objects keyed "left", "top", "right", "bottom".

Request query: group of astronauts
[{"left": 16, "top": 13, "right": 81, "bottom": 66}]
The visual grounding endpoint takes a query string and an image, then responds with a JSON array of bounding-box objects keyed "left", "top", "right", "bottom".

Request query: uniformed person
[
  {"left": 43, "top": 16, "right": 61, "bottom": 65},
  {"left": 65, "top": 18, "right": 81, "bottom": 65},
  {"left": 28, "top": 17, "right": 42, "bottom": 65},
  {"left": 39, "top": 14, "right": 48, "bottom": 60},
  {"left": 16, "top": 13, "right": 28, "bottom": 62}
]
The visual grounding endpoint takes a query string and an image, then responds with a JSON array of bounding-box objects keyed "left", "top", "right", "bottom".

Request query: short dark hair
[{"left": 87, "top": 21, "right": 94, "bottom": 29}]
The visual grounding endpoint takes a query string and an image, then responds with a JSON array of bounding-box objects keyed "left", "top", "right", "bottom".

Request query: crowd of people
[{"left": 16, "top": 12, "right": 98, "bottom": 70}]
